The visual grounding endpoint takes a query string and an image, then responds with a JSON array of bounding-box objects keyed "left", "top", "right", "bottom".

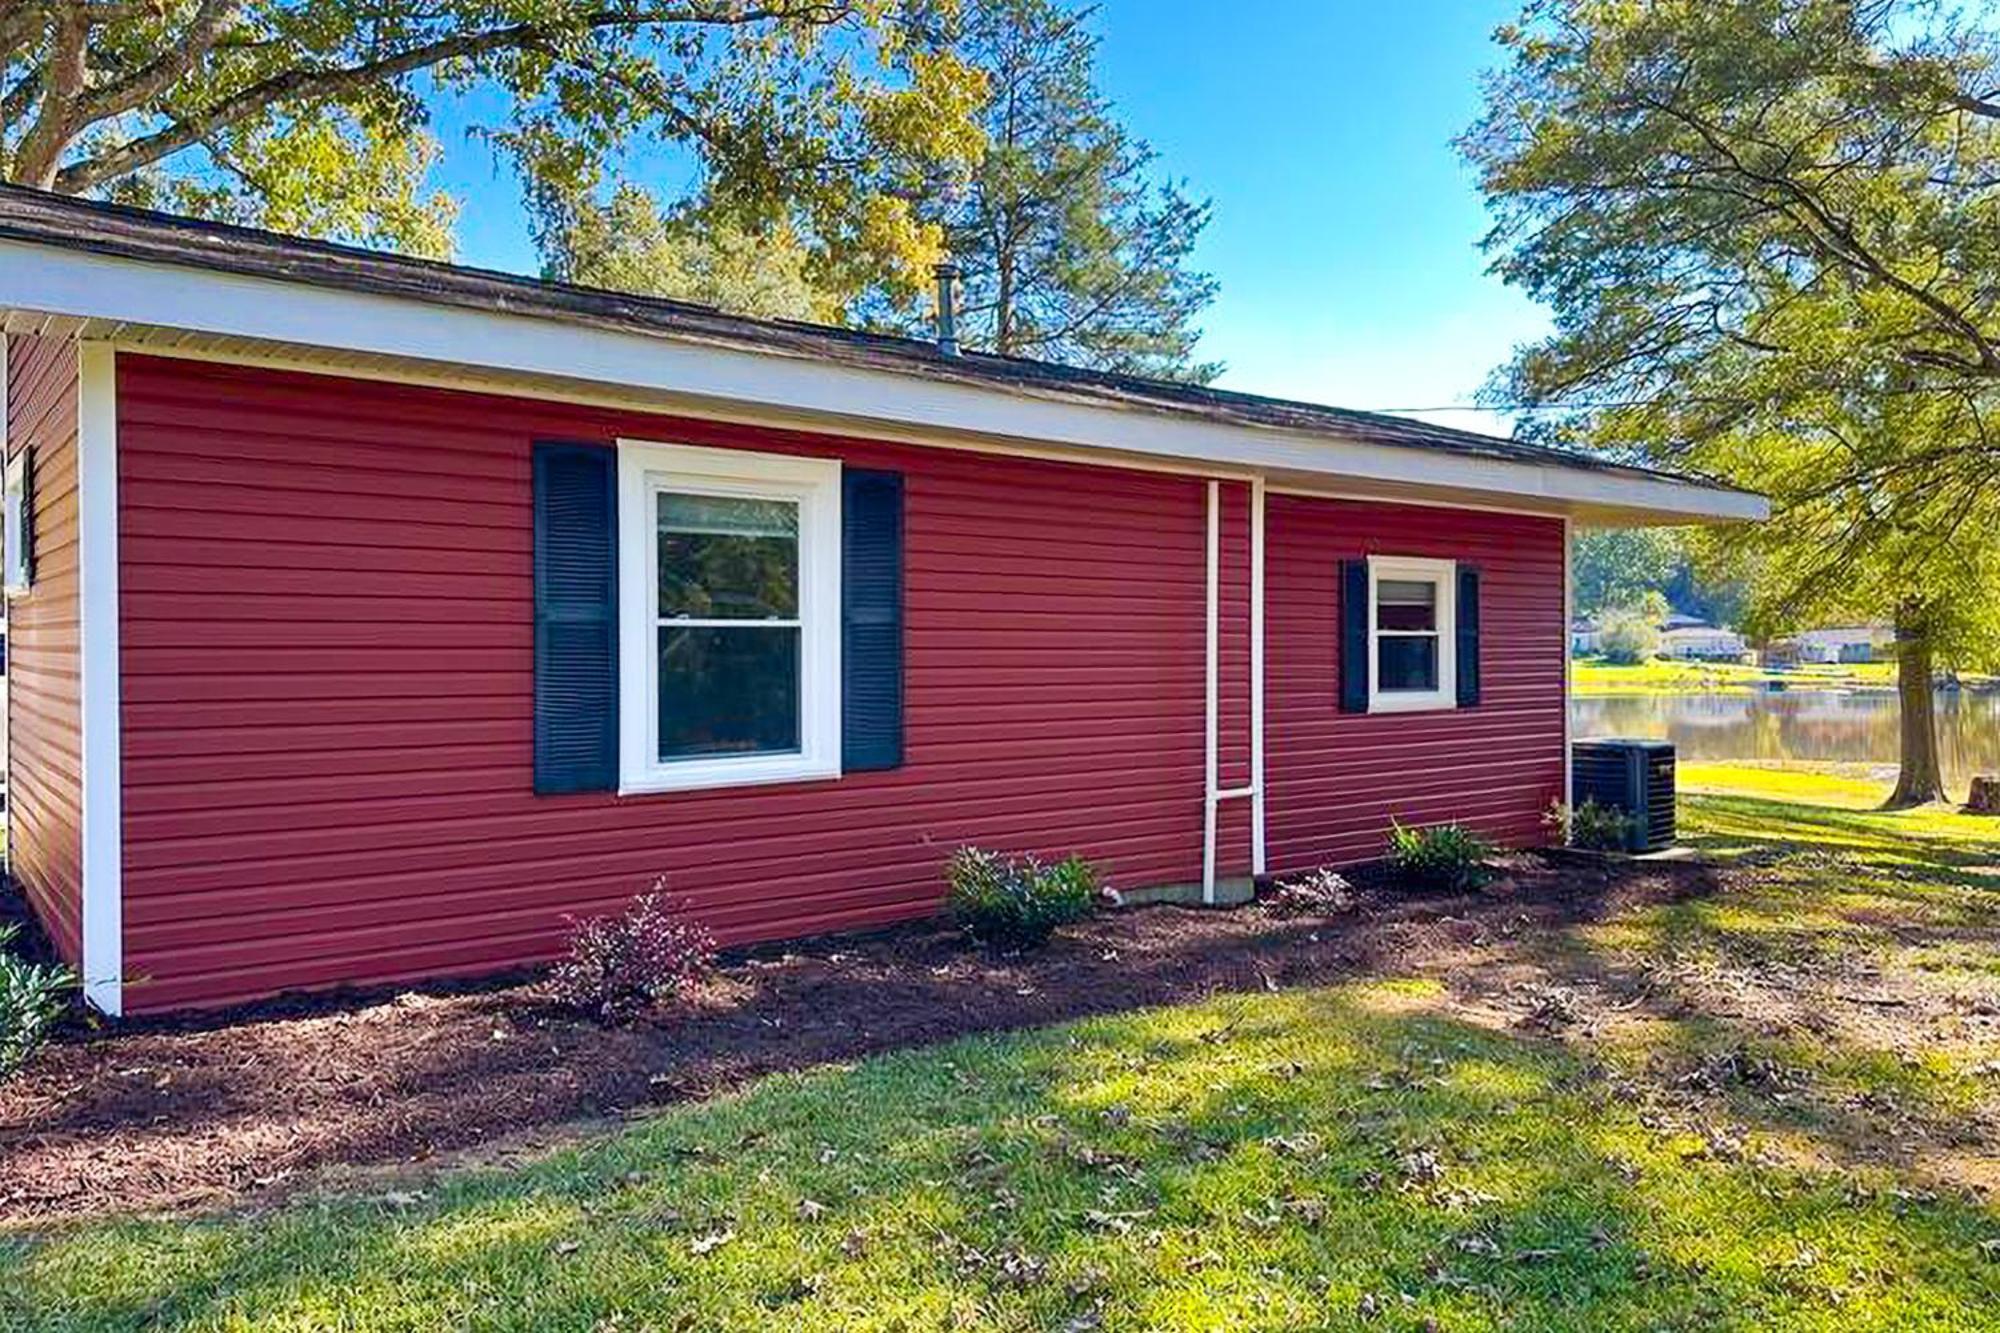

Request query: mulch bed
[{"left": 0, "top": 853, "right": 1721, "bottom": 1226}]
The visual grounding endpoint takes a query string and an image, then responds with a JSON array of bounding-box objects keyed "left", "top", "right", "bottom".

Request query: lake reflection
[{"left": 1572, "top": 688, "right": 2000, "bottom": 788}]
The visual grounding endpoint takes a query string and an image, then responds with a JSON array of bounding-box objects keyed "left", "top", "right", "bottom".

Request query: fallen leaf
[{"left": 689, "top": 1229, "right": 735, "bottom": 1256}]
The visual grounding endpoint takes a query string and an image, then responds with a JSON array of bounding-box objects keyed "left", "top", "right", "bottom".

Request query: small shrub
[
  {"left": 944, "top": 846, "right": 1099, "bottom": 949},
  {"left": 1, "top": 923, "right": 75, "bottom": 1078},
  {"left": 1545, "top": 798, "right": 1637, "bottom": 852},
  {"left": 548, "top": 885, "right": 717, "bottom": 1023},
  {"left": 1385, "top": 820, "right": 1495, "bottom": 892},
  {"left": 1261, "top": 867, "right": 1356, "bottom": 918}
]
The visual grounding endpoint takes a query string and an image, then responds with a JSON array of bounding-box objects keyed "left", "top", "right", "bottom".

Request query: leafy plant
[
  {"left": 1261, "top": 868, "right": 1356, "bottom": 918},
  {"left": 1385, "top": 820, "right": 1496, "bottom": 893},
  {"left": 944, "top": 847, "right": 1099, "bottom": 949},
  {"left": 548, "top": 885, "right": 717, "bottom": 1025},
  {"left": 1545, "top": 798, "right": 1637, "bottom": 852},
  {"left": 1, "top": 922, "right": 75, "bottom": 1079}
]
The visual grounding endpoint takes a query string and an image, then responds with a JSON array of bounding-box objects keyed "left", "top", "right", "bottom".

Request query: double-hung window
[
  {"left": 617, "top": 440, "right": 841, "bottom": 793},
  {"left": 1367, "top": 555, "right": 1456, "bottom": 712}
]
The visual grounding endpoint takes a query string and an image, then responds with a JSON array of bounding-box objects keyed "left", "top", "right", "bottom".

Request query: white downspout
[
  {"left": 1250, "top": 475, "right": 1267, "bottom": 878},
  {"left": 1202, "top": 477, "right": 1264, "bottom": 905},
  {"left": 1562, "top": 515, "right": 1575, "bottom": 818},
  {"left": 1202, "top": 480, "right": 1219, "bottom": 904}
]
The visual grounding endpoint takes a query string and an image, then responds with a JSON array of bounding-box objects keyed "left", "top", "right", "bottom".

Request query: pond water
[{"left": 1572, "top": 687, "right": 2000, "bottom": 789}]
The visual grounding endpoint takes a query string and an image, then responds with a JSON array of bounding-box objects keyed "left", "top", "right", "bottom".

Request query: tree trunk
[{"left": 1884, "top": 610, "right": 1946, "bottom": 809}]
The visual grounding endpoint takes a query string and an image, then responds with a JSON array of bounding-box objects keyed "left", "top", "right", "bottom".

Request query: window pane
[
  {"left": 1376, "top": 578, "right": 1436, "bottom": 632},
  {"left": 658, "top": 493, "right": 798, "bottom": 619},
  {"left": 658, "top": 625, "right": 800, "bottom": 759},
  {"left": 1377, "top": 634, "right": 1439, "bottom": 692}
]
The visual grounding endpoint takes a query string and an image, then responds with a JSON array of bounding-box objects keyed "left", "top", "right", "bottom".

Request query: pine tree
[{"left": 934, "top": 0, "right": 1220, "bottom": 381}]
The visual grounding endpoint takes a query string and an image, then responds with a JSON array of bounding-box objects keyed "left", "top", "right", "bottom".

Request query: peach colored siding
[{"left": 6, "top": 335, "right": 83, "bottom": 964}]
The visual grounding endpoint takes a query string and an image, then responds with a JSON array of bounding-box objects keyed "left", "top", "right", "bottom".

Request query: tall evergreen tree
[{"left": 929, "top": 0, "right": 1220, "bottom": 380}]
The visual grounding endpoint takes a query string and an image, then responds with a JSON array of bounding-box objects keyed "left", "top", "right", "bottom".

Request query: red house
[{"left": 0, "top": 189, "right": 1763, "bottom": 1015}]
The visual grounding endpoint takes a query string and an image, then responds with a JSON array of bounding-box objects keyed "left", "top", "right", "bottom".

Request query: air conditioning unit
[{"left": 1571, "top": 739, "right": 1676, "bottom": 853}]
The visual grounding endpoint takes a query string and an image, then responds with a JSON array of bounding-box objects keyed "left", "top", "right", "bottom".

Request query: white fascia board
[{"left": 0, "top": 239, "right": 1767, "bottom": 524}]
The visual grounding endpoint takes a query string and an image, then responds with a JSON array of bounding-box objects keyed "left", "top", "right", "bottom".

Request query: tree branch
[
  {"left": 77, "top": 0, "right": 245, "bottom": 123},
  {"left": 14, "top": 0, "right": 89, "bottom": 187},
  {"left": 45, "top": 3, "right": 863, "bottom": 193}
]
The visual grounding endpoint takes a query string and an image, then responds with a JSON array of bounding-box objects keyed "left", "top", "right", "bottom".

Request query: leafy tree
[
  {"left": 1571, "top": 528, "right": 1681, "bottom": 619},
  {"left": 921, "top": 0, "right": 1219, "bottom": 378},
  {"left": 545, "top": 185, "right": 838, "bottom": 322},
  {"left": 1465, "top": 0, "right": 2000, "bottom": 805},
  {"left": 0, "top": 1, "right": 985, "bottom": 280},
  {"left": 1597, "top": 602, "right": 1664, "bottom": 666}
]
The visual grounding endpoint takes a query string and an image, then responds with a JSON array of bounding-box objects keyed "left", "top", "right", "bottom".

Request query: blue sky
[{"left": 429, "top": 0, "right": 1543, "bottom": 435}]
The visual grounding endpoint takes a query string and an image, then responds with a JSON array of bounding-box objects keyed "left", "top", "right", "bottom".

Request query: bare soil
[{"left": 0, "top": 854, "right": 1721, "bottom": 1226}]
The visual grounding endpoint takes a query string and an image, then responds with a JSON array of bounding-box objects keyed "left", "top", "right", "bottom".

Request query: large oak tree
[{"left": 1465, "top": 0, "right": 2000, "bottom": 805}]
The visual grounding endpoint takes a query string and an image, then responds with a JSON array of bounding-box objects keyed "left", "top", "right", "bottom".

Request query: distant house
[
  {"left": 1767, "top": 626, "right": 1894, "bottom": 666},
  {"left": 1658, "top": 623, "right": 1749, "bottom": 662},
  {"left": 1570, "top": 618, "right": 1601, "bottom": 655}
]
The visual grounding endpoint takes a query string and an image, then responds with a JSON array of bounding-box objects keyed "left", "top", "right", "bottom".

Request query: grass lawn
[
  {"left": 6, "top": 769, "right": 2000, "bottom": 1330},
  {"left": 1569, "top": 658, "right": 1914, "bottom": 695}
]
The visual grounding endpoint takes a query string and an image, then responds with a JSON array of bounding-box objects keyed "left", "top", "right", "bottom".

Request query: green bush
[
  {"left": 944, "top": 847, "right": 1099, "bottom": 949},
  {"left": 1597, "top": 607, "right": 1662, "bottom": 664},
  {"left": 1, "top": 922, "right": 75, "bottom": 1078},
  {"left": 1546, "top": 798, "right": 1637, "bottom": 852},
  {"left": 1385, "top": 820, "right": 1496, "bottom": 892}
]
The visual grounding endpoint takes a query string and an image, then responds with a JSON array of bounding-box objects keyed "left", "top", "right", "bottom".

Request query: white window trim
[
  {"left": 1367, "top": 554, "right": 1457, "bottom": 714},
  {"left": 616, "top": 439, "right": 842, "bottom": 794}
]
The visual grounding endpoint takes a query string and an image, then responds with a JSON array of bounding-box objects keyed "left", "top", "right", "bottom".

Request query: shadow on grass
[{"left": 7, "top": 985, "right": 1997, "bottom": 1332}]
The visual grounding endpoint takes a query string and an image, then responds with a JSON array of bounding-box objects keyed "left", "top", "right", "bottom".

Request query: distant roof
[{"left": 0, "top": 184, "right": 1745, "bottom": 498}]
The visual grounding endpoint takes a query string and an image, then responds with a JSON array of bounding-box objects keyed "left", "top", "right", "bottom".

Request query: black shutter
[
  {"left": 1339, "top": 558, "right": 1369, "bottom": 713},
  {"left": 16, "top": 443, "right": 34, "bottom": 588},
  {"left": 842, "top": 468, "right": 905, "bottom": 770},
  {"left": 1456, "top": 565, "right": 1482, "bottom": 707},
  {"left": 533, "top": 443, "right": 618, "bottom": 795}
]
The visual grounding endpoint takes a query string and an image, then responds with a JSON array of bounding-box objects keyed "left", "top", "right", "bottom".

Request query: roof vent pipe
[{"left": 932, "top": 261, "right": 961, "bottom": 356}]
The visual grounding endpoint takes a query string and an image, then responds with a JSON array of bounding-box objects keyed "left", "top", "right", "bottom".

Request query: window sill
[
  {"left": 618, "top": 755, "right": 841, "bottom": 796},
  {"left": 1368, "top": 692, "right": 1457, "bottom": 714}
]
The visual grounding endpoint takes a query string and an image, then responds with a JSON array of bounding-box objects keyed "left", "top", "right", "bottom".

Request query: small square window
[{"left": 1368, "top": 556, "right": 1456, "bottom": 712}]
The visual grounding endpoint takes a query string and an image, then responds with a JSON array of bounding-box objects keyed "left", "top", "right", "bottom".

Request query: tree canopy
[
  {"left": 1466, "top": 0, "right": 2000, "bottom": 803},
  {"left": 0, "top": 1, "right": 986, "bottom": 283}
]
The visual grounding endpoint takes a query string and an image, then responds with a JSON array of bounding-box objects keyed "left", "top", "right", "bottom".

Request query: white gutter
[{"left": 0, "top": 240, "right": 1767, "bottom": 526}]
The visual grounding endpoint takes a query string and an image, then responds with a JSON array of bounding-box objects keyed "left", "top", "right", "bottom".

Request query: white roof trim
[{"left": 0, "top": 238, "right": 1766, "bottom": 525}]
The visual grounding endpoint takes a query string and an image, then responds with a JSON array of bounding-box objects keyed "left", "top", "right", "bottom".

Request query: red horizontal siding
[
  {"left": 113, "top": 356, "right": 1565, "bottom": 1012},
  {"left": 1265, "top": 494, "right": 1566, "bottom": 873},
  {"left": 116, "top": 356, "right": 1236, "bottom": 1011},
  {"left": 6, "top": 335, "right": 84, "bottom": 966}
]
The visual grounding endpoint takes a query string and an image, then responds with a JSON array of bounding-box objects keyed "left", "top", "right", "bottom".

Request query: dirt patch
[{"left": 0, "top": 854, "right": 1715, "bottom": 1226}]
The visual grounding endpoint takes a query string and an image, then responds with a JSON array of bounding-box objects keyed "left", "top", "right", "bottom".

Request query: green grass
[
  {"left": 7, "top": 767, "right": 2000, "bottom": 1331},
  {"left": 1569, "top": 657, "right": 1923, "bottom": 695}
]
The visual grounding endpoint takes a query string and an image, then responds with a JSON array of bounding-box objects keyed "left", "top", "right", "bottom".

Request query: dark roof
[{"left": 0, "top": 184, "right": 1725, "bottom": 492}]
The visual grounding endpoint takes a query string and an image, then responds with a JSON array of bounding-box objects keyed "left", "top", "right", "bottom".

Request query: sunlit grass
[
  {"left": 1566, "top": 658, "right": 1990, "bottom": 696},
  {"left": 7, "top": 765, "right": 2000, "bottom": 1330},
  {"left": 7, "top": 979, "right": 1999, "bottom": 1331}
]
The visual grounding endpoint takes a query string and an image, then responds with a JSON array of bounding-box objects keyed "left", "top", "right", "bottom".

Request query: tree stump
[{"left": 1969, "top": 776, "right": 2000, "bottom": 815}]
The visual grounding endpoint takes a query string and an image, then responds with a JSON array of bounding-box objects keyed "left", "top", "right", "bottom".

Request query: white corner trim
[
  {"left": 1366, "top": 554, "right": 1458, "bottom": 715},
  {"left": 615, "top": 439, "right": 841, "bottom": 795},
  {"left": 77, "top": 343, "right": 122, "bottom": 1016},
  {"left": 0, "top": 239, "right": 1767, "bottom": 524}
]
